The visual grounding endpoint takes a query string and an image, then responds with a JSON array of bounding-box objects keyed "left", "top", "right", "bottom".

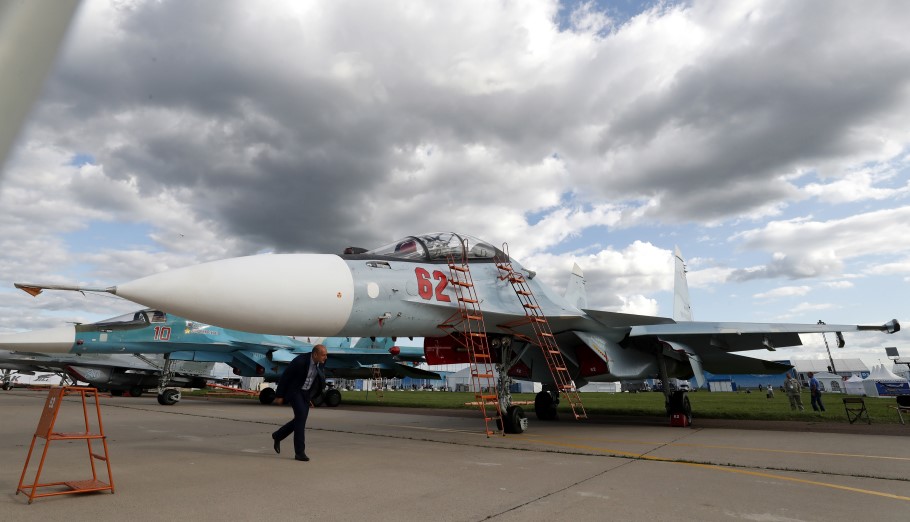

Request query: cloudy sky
[{"left": 1, "top": 0, "right": 908, "bottom": 369}]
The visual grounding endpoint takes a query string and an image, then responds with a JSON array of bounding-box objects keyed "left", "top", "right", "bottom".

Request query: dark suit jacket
[{"left": 276, "top": 352, "right": 325, "bottom": 401}]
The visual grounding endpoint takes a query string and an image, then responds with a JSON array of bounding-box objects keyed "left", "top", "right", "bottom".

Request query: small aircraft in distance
[
  {"left": 16, "top": 232, "right": 900, "bottom": 433},
  {"left": 0, "top": 349, "right": 213, "bottom": 395},
  {"left": 0, "top": 309, "right": 438, "bottom": 406}
]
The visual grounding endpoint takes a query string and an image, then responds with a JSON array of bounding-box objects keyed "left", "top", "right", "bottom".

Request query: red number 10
[{"left": 153, "top": 326, "right": 171, "bottom": 341}]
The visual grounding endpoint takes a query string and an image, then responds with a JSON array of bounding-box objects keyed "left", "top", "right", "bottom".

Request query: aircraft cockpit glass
[
  {"left": 366, "top": 238, "right": 428, "bottom": 260},
  {"left": 364, "top": 233, "right": 505, "bottom": 261},
  {"left": 149, "top": 311, "right": 167, "bottom": 323},
  {"left": 97, "top": 312, "right": 145, "bottom": 324},
  {"left": 92, "top": 311, "right": 153, "bottom": 330}
]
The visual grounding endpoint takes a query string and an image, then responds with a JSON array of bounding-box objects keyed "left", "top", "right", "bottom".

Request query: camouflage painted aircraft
[
  {"left": 0, "top": 309, "right": 437, "bottom": 406},
  {"left": 16, "top": 232, "right": 900, "bottom": 432}
]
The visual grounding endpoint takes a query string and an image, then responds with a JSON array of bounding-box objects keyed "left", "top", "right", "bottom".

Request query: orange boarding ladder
[
  {"left": 370, "top": 365, "right": 384, "bottom": 400},
  {"left": 438, "top": 241, "right": 503, "bottom": 436},
  {"left": 17, "top": 386, "right": 115, "bottom": 504},
  {"left": 495, "top": 246, "right": 587, "bottom": 420}
]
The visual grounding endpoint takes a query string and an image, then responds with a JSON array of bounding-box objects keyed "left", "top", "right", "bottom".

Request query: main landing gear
[
  {"left": 534, "top": 389, "right": 559, "bottom": 421},
  {"left": 500, "top": 405, "right": 527, "bottom": 434},
  {"left": 667, "top": 390, "right": 692, "bottom": 425},
  {"left": 656, "top": 353, "right": 692, "bottom": 426},
  {"left": 493, "top": 346, "right": 528, "bottom": 434},
  {"left": 157, "top": 388, "right": 180, "bottom": 405},
  {"left": 155, "top": 355, "right": 181, "bottom": 406},
  {"left": 259, "top": 387, "right": 276, "bottom": 405}
]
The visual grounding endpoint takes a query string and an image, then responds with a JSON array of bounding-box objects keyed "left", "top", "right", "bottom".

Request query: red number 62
[{"left": 415, "top": 268, "right": 451, "bottom": 302}]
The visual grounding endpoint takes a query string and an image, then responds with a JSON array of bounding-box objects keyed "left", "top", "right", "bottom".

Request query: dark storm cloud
[
  {"left": 20, "top": 0, "right": 910, "bottom": 260},
  {"left": 590, "top": 1, "right": 910, "bottom": 220}
]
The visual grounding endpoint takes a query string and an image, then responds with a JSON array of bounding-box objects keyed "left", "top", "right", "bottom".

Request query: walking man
[
  {"left": 808, "top": 371, "right": 825, "bottom": 412},
  {"left": 272, "top": 344, "right": 328, "bottom": 461},
  {"left": 784, "top": 373, "right": 804, "bottom": 411}
]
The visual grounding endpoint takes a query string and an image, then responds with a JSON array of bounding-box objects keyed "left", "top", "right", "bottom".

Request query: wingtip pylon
[{"left": 855, "top": 319, "right": 901, "bottom": 334}]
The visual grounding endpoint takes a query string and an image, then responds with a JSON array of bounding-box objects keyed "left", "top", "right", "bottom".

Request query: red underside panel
[{"left": 575, "top": 345, "right": 609, "bottom": 378}]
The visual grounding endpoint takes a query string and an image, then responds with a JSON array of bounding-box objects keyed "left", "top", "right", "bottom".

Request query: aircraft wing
[
  {"left": 385, "top": 363, "right": 441, "bottom": 380},
  {"left": 0, "top": 350, "right": 214, "bottom": 391},
  {"left": 582, "top": 309, "right": 676, "bottom": 328},
  {"left": 629, "top": 319, "right": 900, "bottom": 352},
  {"left": 324, "top": 353, "right": 440, "bottom": 380},
  {"left": 681, "top": 346, "right": 794, "bottom": 374}
]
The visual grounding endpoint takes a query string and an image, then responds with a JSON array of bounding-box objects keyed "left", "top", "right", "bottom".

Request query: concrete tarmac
[{"left": 1, "top": 389, "right": 908, "bottom": 521}]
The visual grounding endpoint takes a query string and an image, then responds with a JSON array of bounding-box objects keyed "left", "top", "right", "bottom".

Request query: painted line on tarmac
[
  {"left": 538, "top": 434, "right": 910, "bottom": 462},
  {"left": 680, "top": 462, "right": 910, "bottom": 502},
  {"left": 514, "top": 436, "right": 910, "bottom": 502},
  {"left": 379, "top": 423, "right": 489, "bottom": 435}
]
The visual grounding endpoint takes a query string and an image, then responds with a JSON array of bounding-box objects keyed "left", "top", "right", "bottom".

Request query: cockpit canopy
[
  {"left": 364, "top": 232, "right": 506, "bottom": 262},
  {"left": 93, "top": 309, "right": 167, "bottom": 329}
]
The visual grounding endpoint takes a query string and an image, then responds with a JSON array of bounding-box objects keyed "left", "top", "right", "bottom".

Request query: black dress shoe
[
  {"left": 295, "top": 454, "right": 310, "bottom": 461},
  {"left": 272, "top": 434, "right": 280, "bottom": 454}
]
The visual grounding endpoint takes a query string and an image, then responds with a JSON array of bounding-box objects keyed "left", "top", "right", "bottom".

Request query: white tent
[
  {"left": 812, "top": 371, "right": 844, "bottom": 394},
  {"left": 844, "top": 374, "right": 865, "bottom": 395},
  {"left": 861, "top": 365, "right": 910, "bottom": 397}
]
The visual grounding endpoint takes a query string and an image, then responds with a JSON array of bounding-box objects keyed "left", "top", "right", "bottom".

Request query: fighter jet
[
  {"left": 0, "top": 309, "right": 438, "bottom": 406},
  {"left": 16, "top": 232, "right": 900, "bottom": 432},
  {"left": 0, "top": 350, "right": 212, "bottom": 395}
]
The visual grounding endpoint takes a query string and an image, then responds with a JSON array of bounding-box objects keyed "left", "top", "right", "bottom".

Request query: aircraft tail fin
[
  {"left": 564, "top": 263, "right": 587, "bottom": 309},
  {"left": 322, "top": 337, "right": 352, "bottom": 350},
  {"left": 353, "top": 337, "right": 394, "bottom": 350},
  {"left": 673, "top": 246, "right": 693, "bottom": 322}
]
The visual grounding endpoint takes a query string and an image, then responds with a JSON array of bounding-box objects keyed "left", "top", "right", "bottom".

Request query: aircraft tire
[
  {"left": 158, "top": 389, "right": 180, "bottom": 406},
  {"left": 1, "top": 383, "right": 11, "bottom": 391},
  {"left": 534, "top": 391, "right": 558, "bottom": 421},
  {"left": 504, "top": 405, "right": 527, "bottom": 434},
  {"left": 324, "top": 389, "right": 342, "bottom": 407},
  {"left": 129, "top": 386, "right": 143, "bottom": 398},
  {"left": 667, "top": 391, "right": 692, "bottom": 424},
  {"left": 259, "top": 387, "right": 276, "bottom": 405},
  {"left": 311, "top": 391, "right": 325, "bottom": 407},
  {"left": 111, "top": 389, "right": 124, "bottom": 397}
]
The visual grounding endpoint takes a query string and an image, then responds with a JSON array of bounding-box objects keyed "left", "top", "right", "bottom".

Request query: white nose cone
[
  {"left": 114, "top": 254, "right": 355, "bottom": 336},
  {"left": 0, "top": 326, "right": 75, "bottom": 353}
]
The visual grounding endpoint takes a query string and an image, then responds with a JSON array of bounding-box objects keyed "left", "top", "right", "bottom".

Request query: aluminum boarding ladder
[
  {"left": 438, "top": 245, "right": 503, "bottom": 437},
  {"left": 495, "top": 248, "right": 587, "bottom": 420}
]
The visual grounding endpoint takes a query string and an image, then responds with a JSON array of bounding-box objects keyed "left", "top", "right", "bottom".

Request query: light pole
[{"left": 818, "top": 320, "right": 837, "bottom": 374}]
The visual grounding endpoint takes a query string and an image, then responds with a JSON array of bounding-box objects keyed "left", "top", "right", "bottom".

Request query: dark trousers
[
  {"left": 274, "top": 391, "right": 310, "bottom": 456},
  {"left": 810, "top": 392, "right": 825, "bottom": 412}
]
